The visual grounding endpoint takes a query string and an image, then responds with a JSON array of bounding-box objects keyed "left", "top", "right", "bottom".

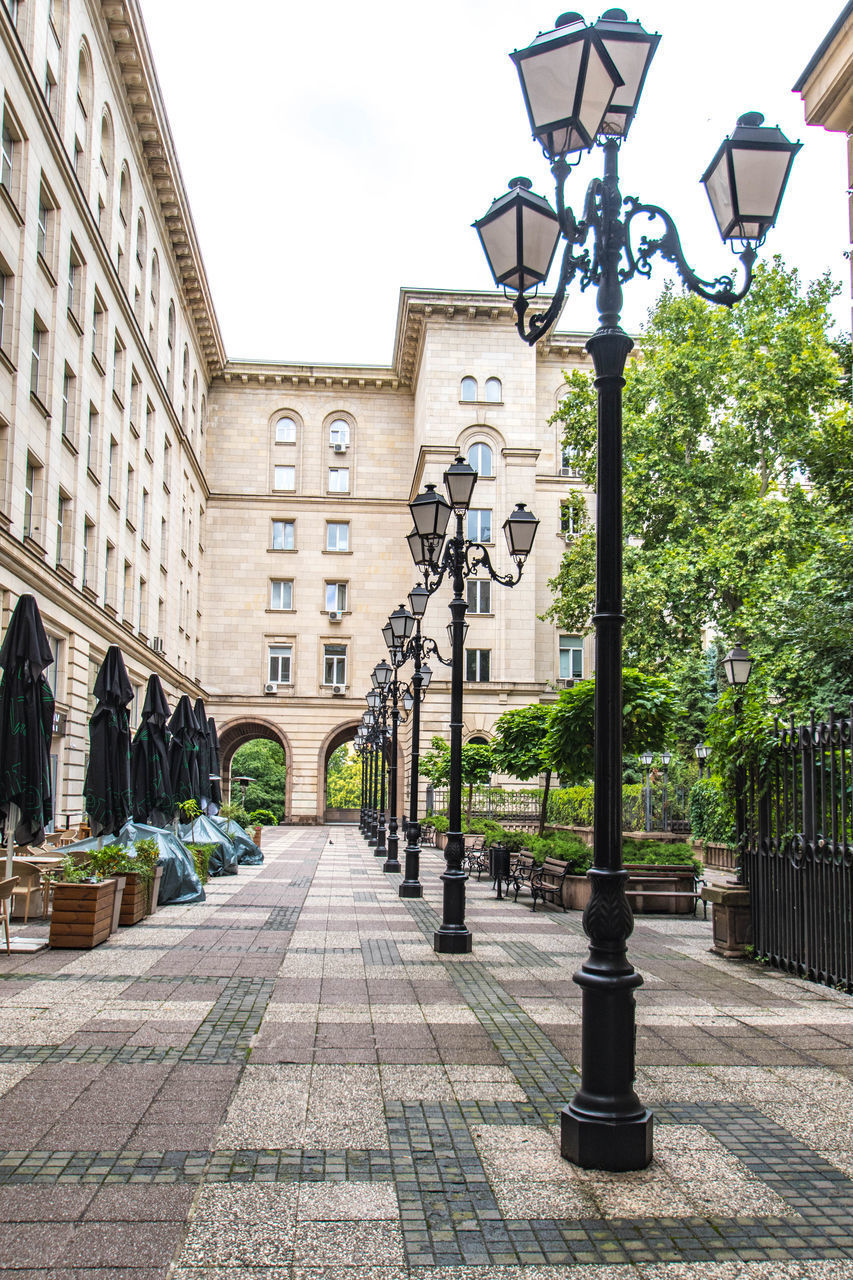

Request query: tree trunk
[
  {"left": 539, "top": 769, "right": 552, "bottom": 837},
  {"left": 466, "top": 782, "right": 474, "bottom": 825}
]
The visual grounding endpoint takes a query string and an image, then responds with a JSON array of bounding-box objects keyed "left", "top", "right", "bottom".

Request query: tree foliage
[
  {"left": 419, "top": 736, "right": 493, "bottom": 822},
  {"left": 230, "top": 739, "right": 287, "bottom": 821},
  {"left": 325, "top": 743, "right": 362, "bottom": 809},
  {"left": 490, "top": 702, "right": 555, "bottom": 834},
  {"left": 545, "top": 261, "right": 853, "bottom": 727},
  {"left": 545, "top": 669, "right": 678, "bottom": 785}
]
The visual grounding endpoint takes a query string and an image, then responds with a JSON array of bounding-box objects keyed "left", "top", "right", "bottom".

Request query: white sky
[{"left": 138, "top": 0, "right": 850, "bottom": 366}]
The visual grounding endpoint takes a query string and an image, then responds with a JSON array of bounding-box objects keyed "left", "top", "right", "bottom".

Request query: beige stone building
[{"left": 0, "top": 0, "right": 590, "bottom": 825}]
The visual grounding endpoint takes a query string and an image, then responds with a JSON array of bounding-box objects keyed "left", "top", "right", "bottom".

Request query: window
[
  {"left": 37, "top": 184, "right": 55, "bottom": 265},
  {"left": 91, "top": 291, "right": 106, "bottom": 368},
  {"left": 82, "top": 518, "right": 94, "bottom": 588},
  {"left": 166, "top": 301, "right": 175, "bottom": 391},
  {"left": 561, "top": 444, "right": 580, "bottom": 477},
  {"left": 274, "top": 465, "right": 295, "bottom": 491},
  {"left": 323, "top": 644, "right": 347, "bottom": 686},
  {"left": 326, "top": 521, "right": 349, "bottom": 551},
  {"left": 74, "top": 45, "right": 91, "bottom": 178},
  {"left": 0, "top": 265, "right": 9, "bottom": 349},
  {"left": 270, "top": 579, "right": 293, "bottom": 611},
  {"left": 559, "top": 635, "right": 583, "bottom": 681},
  {"left": 122, "top": 559, "right": 132, "bottom": 620},
  {"left": 61, "top": 365, "right": 75, "bottom": 440},
  {"left": 23, "top": 458, "right": 40, "bottom": 539},
  {"left": 271, "top": 519, "right": 295, "bottom": 550},
  {"left": 560, "top": 496, "right": 586, "bottom": 537},
  {"left": 191, "top": 372, "right": 198, "bottom": 438},
  {"left": 328, "top": 467, "right": 349, "bottom": 492},
  {"left": 181, "top": 344, "right": 189, "bottom": 426},
  {"left": 30, "top": 315, "right": 46, "bottom": 401},
  {"left": 4, "top": 0, "right": 20, "bottom": 26},
  {"left": 125, "top": 464, "right": 135, "bottom": 525},
  {"left": 103, "top": 541, "right": 114, "bottom": 605},
  {"left": 140, "top": 488, "right": 148, "bottom": 543},
  {"left": 98, "top": 112, "right": 113, "bottom": 233},
  {"left": 466, "top": 648, "right": 491, "bottom": 682},
  {"left": 467, "top": 442, "right": 493, "bottom": 476},
  {"left": 56, "top": 491, "right": 70, "bottom": 567},
  {"left": 129, "top": 368, "right": 141, "bottom": 433},
  {"left": 467, "top": 508, "right": 492, "bottom": 543},
  {"left": 325, "top": 582, "right": 347, "bottom": 613},
  {"left": 107, "top": 437, "right": 117, "bottom": 501},
  {"left": 466, "top": 580, "right": 491, "bottom": 614},
  {"left": 137, "top": 577, "right": 147, "bottom": 634},
  {"left": 485, "top": 376, "right": 502, "bottom": 402},
  {"left": 144, "top": 399, "right": 154, "bottom": 455},
  {"left": 135, "top": 209, "right": 146, "bottom": 268},
  {"left": 148, "top": 251, "right": 159, "bottom": 350},
  {"left": 329, "top": 418, "right": 349, "bottom": 448},
  {"left": 275, "top": 415, "right": 296, "bottom": 443},
  {"left": 86, "top": 403, "right": 99, "bottom": 472},
  {"left": 268, "top": 644, "right": 292, "bottom": 685},
  {"left": 162, "top": 436, "right": 172, "bottom": 490},
  {"left": 160, "top": 516, "right": 168, "bottom": 565},
  {"left": 67, "top": 240, "right": 82, "bottom": 318},
  {"left": 460, "top": 376, "right": 477, "bottom": 401},
  {"left": 1, "top": 108, "right": 19, "bottom": 202},
  {"left": 112, "top": 332, "right": 126, "bottom": 401}
]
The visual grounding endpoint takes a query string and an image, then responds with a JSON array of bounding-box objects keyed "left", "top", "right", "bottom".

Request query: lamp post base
[
  {"left": 399, "top": 880, "right": 423, "bottom": 898},
  {"left": 561, "top": 1105, "right": 653, "bottom": 1171},
  {"left": 433, "top": 927, "right": 473, "bottom": 954},
  {"left": 383, "top": 857, "right": 401, "bottom": 873}
]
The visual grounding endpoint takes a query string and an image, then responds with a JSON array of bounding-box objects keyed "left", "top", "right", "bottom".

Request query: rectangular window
[
  {"left": 112, "top": 333, "right": 126, "bottom": 402},
  {"left": 1, "top": 112, "right": 16, "bottom": 197},
  {"left": 0, "top": 266, "right": 8, "bottom": 349},
  {"left": 466, "top": 579, "right": 491, "bottom": 614},
  {"left": 160, "top": 516, "right": 168, "bottom": 565},
  {"left": 561, "top": 445, "right": 580, "bottom": 477},
  {"left": 145, "top": 399, "right": 154, "bottom": 455},
  {"left": 325, "top": 581, "right": 347, "bottom": 613},
  {"left": 271, "top": 519, "right": 295, "bottom": 550},
  {"left": 86, "top": 403, "right": 99, "bottom": 473},
  {"left": 23, "top": 459, "right": 38, "bottom": 538},
  {"left": 129, "top": 368, "right": 141, "bottom": 433},
  {"left": 125, "top": 464, "right": 135, "bottom": 525},
  {"left": 467, "top": 508, "right": 492, "bottom": 542},
  {"left": 466, "top": 648, "right": 491, "bottom": 682},
  {"left": 268, "top": 644, "right": 292, "bottom": 684},
  {"left": 67, "top": 241, "right": 82, "bottom": 318},
  {"left": 30, "top": 316, "right": 45, "bottom": 400},
  {"left": 273, "top": 465, "right": 295, "bottom": 491},
  {"left": 82, "top": 518, "right": 94, "bottom": 588},
  {"left": 326, "top": 521, "right": 349, "bottom": 551},
  {"left": 92, "top": 291, "right": 106, "bottom": 368},
  {"left": 559, "top": 634, "right": 583, "bottom": 680},
  {"left": 37, "top": 188, "right": 52, "bottom": 261},
  {"left": 61, "top": 365, "right": 75, "bottom": 439},
  {"left": 103, "top": 541, "right": 114, "bottom": 605},
  {"left": 122, "top": 560, "right": 132, "bottom": 620},
  {"left": 137, "top": 578, "right": 147, "bottom": 634},
  {"left": 323, "top": 644, "right": 347, "bottom": 686},
  {"left": 140, "top": 487, "right": 149, "bottom": 543},
  {"left": 162, "top": 436, "right": 172, "bottom": 490},
  {"left": 328, "top": 467, "right": 349, "bottom": 492},
  {"left": 108, "top": 437, "right": 118, "bottom": 501},
  {"left": 56, "top": 491, "right": 69, "bottom": 567},
  {"left": 270, "top": 579, "right": 293, "bottom": 610}
]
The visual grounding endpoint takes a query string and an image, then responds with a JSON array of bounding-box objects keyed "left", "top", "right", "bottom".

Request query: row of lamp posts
[{"left": 363, "top": 1, "right": 791, "bottom": 1173}]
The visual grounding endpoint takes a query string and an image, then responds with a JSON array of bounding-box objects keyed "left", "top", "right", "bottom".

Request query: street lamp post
[
  {"left": 694, "top": 743, "right": 711, "bottom": 780},
  {"left": 475, "top": 10, "right": 798, "bottom": 1171},
  {"left": 661, "top": 751, "right": 671, "bottom": 833},
  {"left": 363, "top": 706, "right": 379, "bottom": 846},
  {"left": 409, "top": 461, "right": 539, "bottom": 953},
  {"left": 639, "top": 751, "right": 653, "bottom": 833},
  {"left": 367, "top": 677, "right": 390, "bottom": 858},
  {"left": 722, "top": 644, "right": 753, "bottom": 882}
]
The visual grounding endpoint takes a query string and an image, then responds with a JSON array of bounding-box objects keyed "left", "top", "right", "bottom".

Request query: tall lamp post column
[
  {"left": 364, "top": 709, "right": 378, "bottom": 846},
  {"left": 409, "top": 465, "right": 539, "bottom": 953},
  {"left": 639, "top": 751, "right": 653, "bottom": 833},
  {"left": 475, "top": 10, "right": 798, "bottom": 1171},
  {"left": 661, "top": 751, "right": 671, "bottom": 833},
  {"left": 722, "top": 644, "right": 753, "bottom": 883}
]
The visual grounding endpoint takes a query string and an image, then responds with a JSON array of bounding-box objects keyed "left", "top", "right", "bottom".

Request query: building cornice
[{"left": 100, "top": 0, "right": 227, "bottom": 375}]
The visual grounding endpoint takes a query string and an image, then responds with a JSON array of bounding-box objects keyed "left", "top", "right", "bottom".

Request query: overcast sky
[{"left": 138, "top": 0, "right": 849, "bottom": 366}]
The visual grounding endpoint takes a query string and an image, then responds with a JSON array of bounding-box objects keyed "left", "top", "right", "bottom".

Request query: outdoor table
[{"left": 20, "top": 855, "right": 66, "bottom": 918}]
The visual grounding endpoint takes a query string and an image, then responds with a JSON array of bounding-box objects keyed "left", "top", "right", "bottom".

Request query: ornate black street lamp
[
  {"left": 475, "top": 10, "right": 798, "bottom": 1172},
  {"left": 694, "top": 742, "right": 711, "bottom": 780},
  {"left": 639, "top": 750, "right": 653, "bottom": 833},
  {"left": 723, "top": 643, "right": 753, "bottom": 882},
  {"left": 409, "top": 460, "right": 539, "bottom": 952},
  {"left": 378, "top": 608, "right": 416, "bottom": 873},
  {"left": 661, "top": 751, "right": 671, "bottom": 832},
  {"left": 367, "top": 677, "right": 390, "bottom": 858}
]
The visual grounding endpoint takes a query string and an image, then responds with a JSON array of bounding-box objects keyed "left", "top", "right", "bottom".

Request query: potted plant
[
  {"left": 49, "top": 857, "right": 117, "bottom": 949},
  {"left": 87, "top": 843, "right": 128, "bottom": 932}
]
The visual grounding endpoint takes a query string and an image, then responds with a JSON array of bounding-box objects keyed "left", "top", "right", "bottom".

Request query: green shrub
[
  {"left": 186, "top": 842, "right": 216, "bottom": 885},
  {"left": 688, "top": 777, "right": 734, "bottom": 844},
  {"left": 623, "top": 840, "right": 702, "bottom": 875},
  {"left": 248, "top": 808, "right": 278, "bottom": 826},
  {"left": 524, "top": 831, "right": 592, "bottom": 873},
  {"left": 220, "top": 803, "right": 250, "bottom": 831}
]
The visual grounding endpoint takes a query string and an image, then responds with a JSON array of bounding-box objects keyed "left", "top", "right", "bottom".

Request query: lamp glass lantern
[
  {"left": 418, "top": 663, "right": 433, "bottom": 690},
  {"left": 381, "top": 622, "right": 394, "bottom": 652},
  {"left": 364, "top": 710, "right": 376, "bottom": 726},
  {"left": 406, "top": 527, "right": 430, "bottom": 568},
  {"left": 722, "top": 644, "right": 753, "bottom": 686},
  {"left": 389, "top": 604, "right": 416, "bottom": 646},
  {"left": 474, "top": 177, "right": 562, "bottom": 293},
  {"left": 447, "top": 621, "right": 469, "bottom": 648},
  {"left": 409, "top": 484, "right": 452, "bottom": 540},
  {"left": 366, "top": 690, "right": 381, "bottom": 711},
  {"left": 661, "top": 752, "right": 671, "bottom": 767},
  {"left": 593, "top": 8, "right": 660, "bottom": 139},
  {"left": 408, "top": 584, "right": 429, "bottom": 619},
  {"left": 374, "top": 660, "right": 393, "bottom": 689},
  {"left": 702, "top": 113, "right": 802, "bottom": 244},
  {"left": 639, "top": 751, "right": 653, "bottom": 768},
  {"left": 402, "top": 690, "right": 414, "bottom": 713},
  {"left": 503, "top": 503, "right": 540, "bottom": 559},
  {"left": 510, "top": 12, "right": 622, "bottom": 160},
  {"left": 444, "top": 457, "right": 478, "bottom": 511}
]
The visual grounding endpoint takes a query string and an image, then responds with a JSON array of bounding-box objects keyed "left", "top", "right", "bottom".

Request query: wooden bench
[
  {"left": 625, "top": 871, "right": 707, "bottom": 918},
  {"left": 530, "top": 856, "right": 572, "bottom": 912},
  {"left": 462, "top": 835, "right": 488, "bottom": 878},
  {"left": 420, "top": 823, "right": 436, "bottom": 847}
]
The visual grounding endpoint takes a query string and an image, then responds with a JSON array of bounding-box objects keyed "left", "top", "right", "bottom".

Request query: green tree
[
  {"left": 418, "top": 736, "right": 493, "bottom": 823},
  {"left": 230, "top": 739, "right": 287, "bottom": 821},
  {"left": 490, "top": 703, "right": 554, "bottom": 835},
  {"left": 545, "top": 669, "right": 678, "bottom": 785},
  {"left": 545, "top": 261, "right": 853, "bottom": 724},
  {"left": 325, "top": 743, "right": 362, "bottom": 809}
]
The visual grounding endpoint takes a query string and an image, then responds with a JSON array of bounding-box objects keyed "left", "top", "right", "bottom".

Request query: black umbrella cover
[
  {"left": 168, "top": 695, "right": 200, "bottom": 806},
  {"left": 84, "top": 645, "right": 133, "bottom": 838},
  {"left": 208, "top": 717, "right": 222, "bottom": 806},
  {"left": 131, "top": 674, "right": 172, "bottom": 826},
  {"left": 0, "top": 594, "right": 55, "bottom": 845},
  {"left": 193, "top": 697, "right": 211, "bottom": 803}
]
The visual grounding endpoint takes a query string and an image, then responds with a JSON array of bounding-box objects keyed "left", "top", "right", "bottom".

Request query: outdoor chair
[
  {"left": 11, "top": 860, "right": 42, "bottom": 923},
  {"left": 0, "top": 878, "right": 20, "bottom": 954}
]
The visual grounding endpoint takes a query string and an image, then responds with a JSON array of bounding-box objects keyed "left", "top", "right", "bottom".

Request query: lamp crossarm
[
  {"left": 420, "top": 635, "right": 451, "bottom": 669},
  {"left": 465, "top": 542, "right": 523, "bottom": 588},
  {"left": 622, "top": 198, "right": 757, "bottom": 307}
]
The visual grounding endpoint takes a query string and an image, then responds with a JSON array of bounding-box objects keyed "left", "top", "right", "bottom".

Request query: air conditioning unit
[
  {"left": 333, "top": 442, "right": 346, "bottom": 453},
  {"left": 556, "top": 678, "right": 574, "bottom": 689},
  {"left": 329, "top": 610, "right": 342, "bottom": 622},
  {"left": 264, "top": 682, "right": 278, "bottom": 694},
  {"left": 150, "top": 636, "right": 164, "bottom": 654},
  {"left": 332, "top": 684, "right": 346, "bottom": 696},
  {"left": 562, "top": 532, "right": 574, "bottom": 543}
]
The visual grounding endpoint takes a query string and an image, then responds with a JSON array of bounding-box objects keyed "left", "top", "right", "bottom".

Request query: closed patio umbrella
[
  {"left": 0, "top": 595, "right": 55, "bottom": 875},
  {"left": 84, "top": 646, "right": 133, "bottom": 839},
  {"left": 208, "top": 717, "right": 222, "bottom": 811},
  {"left": 168, "top": 695, "right": 200, "bottom": 810},
  {"left": 193, "top": 697, "right": 212, "bottom": 811},
  {"left": 130, "top": 674, "right": 172, "bottom": 827}
]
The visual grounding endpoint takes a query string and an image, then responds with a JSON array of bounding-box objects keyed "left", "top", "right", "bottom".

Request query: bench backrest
[{"left": 539, "top": 857, "right": 570, "bottom": 880}]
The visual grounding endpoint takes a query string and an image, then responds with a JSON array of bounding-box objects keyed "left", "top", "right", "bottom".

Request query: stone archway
[
  {"left": 318, "top": 720, "right": 362, "bottom": 822},
  {"left": 218, "top": 717, "right": 292, "bottom": 819}
]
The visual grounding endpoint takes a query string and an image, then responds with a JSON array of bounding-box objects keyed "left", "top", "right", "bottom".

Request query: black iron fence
[{"left": 743, "top": 706, "right": 853, "bottom": 992}]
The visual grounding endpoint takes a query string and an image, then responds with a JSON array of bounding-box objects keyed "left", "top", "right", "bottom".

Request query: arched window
[
  {"left": 98, "top": 110, "right": 114, "bottom": 232},
  {"left": 149, "top": 250, "right": 160, "bottom": 351},
  {"left": 46, "top": 0, "right": 66, "bottom": 122},
  {"left": 329, "top": 418, "right": 350, "bottom": 449},
  {"left": 467, "top": 442, "right": 493, "bottom": 477},
  {"left": 74, "top": 43, "right": 92, "bottom": 182},
  {"left": 191, "top": 372, "right": 198, "bottom": 438},
  {"left": 200, "top": 394, "right": 206, "bottom": 435},
  {"left": 275, "top": 415, "right": 297, "bottom": 443},
  {"left": 135, "top": 209, "right": 146, "bottom": 266},
  {"left": 118, "top": 164, "right": 130, "bottom": 226},
  {"left": 485, "top": 377, "right": 502, "bottom": 402},
  {"left": 181, "top": 344, "right": 189, "bottom": 425},
  {"left": 166, "top": 301, "right": 175, "bottom": 392},
  {"left": 460, "top": 376, "right": 477, "bottom": 401},
  {"left": 117, "top": 164, "right": 131, "bottom": 283}
]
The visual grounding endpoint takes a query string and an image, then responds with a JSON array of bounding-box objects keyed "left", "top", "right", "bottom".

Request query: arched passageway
[
  {"left": 218, "top": 717, "right": 292, "bottom": 818},
  {"left": 318, "top": 721, "right": 362, "bottom": 822}
]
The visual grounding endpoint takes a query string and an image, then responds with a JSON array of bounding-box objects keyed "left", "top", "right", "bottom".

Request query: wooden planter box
[
  {"left": 625, "top": 863, "right": 697, "bottom": 914},
  {"left": 49, "top": 879, "right": 116, "bottom": 949},
  {"left": 119, "top": 872, "right": 149, "bottom": 926},
  {"left": 564, "top": 874, "right": 592, "bottom": 910}
]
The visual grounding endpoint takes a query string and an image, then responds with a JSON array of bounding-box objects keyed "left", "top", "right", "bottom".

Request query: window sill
[
  {"left": 126, "top": 517, "right": 136, "bottom": 533},
  {"left": 108, "top": 494, "right": 120, "bottom": 512},
  {"left": 87, "top": 467, "right": 100, "bottom": 486},
  {"left": 37, "top": 251, "right": 57, "bottom": 288},
  {"left": 22, "top": 534, "right": 47, "bottom": 559},
  {"left": 0, "top": 182, "right": 23, "bottom": 226},
  {"left": 112, "top": 389, "right": 124, "bottom": 412},
  {"left": 129, "top": 419, "right": 139, "bottom": 438},
  {"left": 459, "top": 398, "right": 503, "bottom": 407},
  {"left": 81, "top": 584, "right": 97, "bottom": 603},
  {"left": 326, "top": 490, "right": 351, "bottom": 496},
  {"left": 321, "top": 610, "right": 350, "bottom": 617},
  {"left": 0, "top": 346, "right": 15, "bottom": 375},
  {"left": 103, "top": 603, "right": 118, "bottom": 619},
  {"left": 144, "top": 448, "right": 153, "bottom": 465},
  {"left": 267, "top": 547, "right": 297, "bottom": 553},
  {"left": 67, "top": 308, "right": 83, "bottom": 336},
  {"left": 30, "top": 390, "right": 51, "bottom": 419},
  {"left": 141, "top": 538, "right": 149, "bottom": 552},
  {"left": 322, "top": 548, "right": 352, "bottom": 555},
  {"left": 467, "top": 612, "right": 494, "bottom": 619},
  {"left": 61, "top": 431, "right": 78, "bottom": 456},
  {"left": 265, "top": 608, "right": 295, "bottom": 615},
  {"left": 91, "top": 352, "right": 105, "bottom": 377},
  {"left": 121, "top": 618, "right": 134, "bottom": 632},
  {"left": 55, "top": 563, "right": 74, "bottom": 585}
]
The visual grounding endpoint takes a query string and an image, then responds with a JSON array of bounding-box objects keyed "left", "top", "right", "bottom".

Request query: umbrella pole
[{"left": 5, "top": 801, "right": 18, "bottom": 879}]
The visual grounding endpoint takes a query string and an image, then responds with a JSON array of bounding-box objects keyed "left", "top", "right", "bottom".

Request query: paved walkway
[{"left": 0, "top": 825, "right": 852, "bottom": 1278}]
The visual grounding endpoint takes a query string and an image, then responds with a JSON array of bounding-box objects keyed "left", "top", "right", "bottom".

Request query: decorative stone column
[{"left": 701, "top": 884, "right": 753, "bottom": 958}]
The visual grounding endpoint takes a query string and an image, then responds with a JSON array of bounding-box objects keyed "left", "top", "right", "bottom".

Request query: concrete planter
[
  {"left": 49, "top": 879, "right": 116, "bottom": 949},
  {"left": 701, "top": 883, "right": 752, "bottom": 957},
  {"left": 564, "top": 874, "right": 592, "bottom": 910},
  {"left": 624, "top": 864, "right": 697, "bottom": 915}
]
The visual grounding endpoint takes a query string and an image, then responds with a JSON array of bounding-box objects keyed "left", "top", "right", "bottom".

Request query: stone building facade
[{"left": 0, "top": 0, "right": 592, "bottom": 825}]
